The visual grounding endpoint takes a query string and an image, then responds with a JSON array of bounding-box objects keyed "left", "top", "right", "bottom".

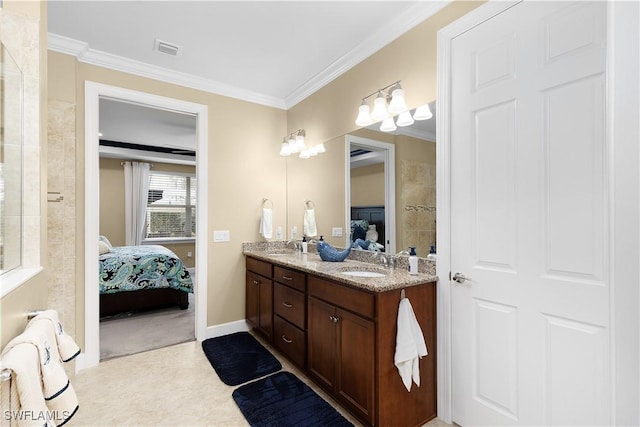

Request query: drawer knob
[
  {"left": 252, "top": 280, "right": 260, "bottom": 285},
  {"left": 329, "top": 315, "right": 340, "bottom": 323},
  {"left": 281, "top": 335, "right": 293, "bottom": 344},
  {"left": 282, "top": 275, "right": 293, "bottom": 281},
  {"left": 282, "top": 301, "right": 293, "bottom": 308}
]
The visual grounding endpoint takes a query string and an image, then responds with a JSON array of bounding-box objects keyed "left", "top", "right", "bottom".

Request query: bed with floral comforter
[{"left": 98, "top": 244, "right": 193, "bottom": 316}]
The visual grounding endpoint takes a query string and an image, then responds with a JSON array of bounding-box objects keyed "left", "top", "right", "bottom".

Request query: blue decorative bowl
[{"left": 317, "top": 241, "right": 351, "bottom": 262}]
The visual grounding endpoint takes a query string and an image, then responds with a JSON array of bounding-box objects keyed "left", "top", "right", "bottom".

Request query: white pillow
[
  {"left": 98, "top": 240, "right": 111, "bottom": 255},
  {"left": 98, "top": 235, "right": 113, "bottom": 250}
]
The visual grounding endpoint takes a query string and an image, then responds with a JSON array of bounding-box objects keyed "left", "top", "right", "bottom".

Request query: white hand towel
[
  {"left": 394, "top": 297, "right": 428, "bottom": 392},
  {"left": 303, "top": 208, "right": 317, "bottom": 237},
  {"left": 260, "top": 207, "right": 273, "bottom": 239},
  {"left": 31, "top": 310, "right": 81, "bottom": 362},
  {"left": 2, "top": 319, "right": 79, "bottom": 426}
]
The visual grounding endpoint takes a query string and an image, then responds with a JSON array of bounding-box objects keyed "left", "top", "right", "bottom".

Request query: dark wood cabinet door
[
  {"left": 258, "top": 277, "right": 273, "bottom": 341},
  {"left": 307, "top": 296, "right": 337, "bottom": 390},
  {"left": 336, "top": 307, "right": 375, "bottom": 425},
  {"left": 245, "top": 271, "right": 260, "bottom": 329}
]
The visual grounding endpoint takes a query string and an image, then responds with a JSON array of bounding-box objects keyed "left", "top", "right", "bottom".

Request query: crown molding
[
  {"left": 283, "top": 1, "right": 452, "bottom": 109},
  {"left": 48, "top": 1, "right": 451, "bottom": 112},
  {"left": 48, "top": 33, "right": 287, "bottom": 109}
]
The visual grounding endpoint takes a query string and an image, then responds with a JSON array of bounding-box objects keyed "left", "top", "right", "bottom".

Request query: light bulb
[
  {"left": 388, "top": 85, "right": 407, "bottom": 113},
  {"left": 396, "top": 110, "right": 415, "bottom": 127},
  {"left": 309, "top": 146, "right": 318, "bottom": 156},
  {"left": 380, "top": 117, "right": 397, "bottom": 132},
  {"left": 299, "top": 149, "right": 310, "bottom": 159},
  {"left": 279, "top": 138, "right": 291, "bottom": 156},
  {"left": 355, "top": 102, "right": 373, "bottom": 127},
  {"left": 315, "top": 143, "right": 326, "bottom": 153},
  {"left": 295, "top": 134, "right": 306, "bottom": 151},
  {"left": 413, "top": 103, "right": 433, "bottom": 120},
  {"left": 370, "top": 92, "right": 389, "bottom": 121}
]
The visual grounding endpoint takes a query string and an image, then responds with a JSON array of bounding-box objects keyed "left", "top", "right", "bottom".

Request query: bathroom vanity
[{"left": 244, "top": 246, "right": 437, "bottom": 427}]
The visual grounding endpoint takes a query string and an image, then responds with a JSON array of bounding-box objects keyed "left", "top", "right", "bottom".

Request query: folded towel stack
[
  {"left": 1, "top": 310, "right": 80, "bottom": 426},
  {"left": 394, "top": 296, "right": 428, "bottom": 392}
]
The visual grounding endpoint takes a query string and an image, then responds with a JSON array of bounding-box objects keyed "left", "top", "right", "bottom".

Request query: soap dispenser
[
  {"left": 408, "top": 247, "right": 418, "bottom": 275},
  {"left": 301, "top": 235, "right": 308, "bottom": 254}
]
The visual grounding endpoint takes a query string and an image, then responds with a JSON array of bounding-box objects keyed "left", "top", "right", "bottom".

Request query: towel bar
[
  {"left": 27, "top": 309, "right": 45, "bottom": 320},
  {"left": 262, "top": 198, "right": 273, "bottom": 208}
]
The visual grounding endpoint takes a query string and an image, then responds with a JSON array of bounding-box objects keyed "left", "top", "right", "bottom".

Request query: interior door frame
[
  {"left": 437, "top": 0, "right": 639, "bottom": 423},
  {"left": 344, "top": 134, "right": 396, "bottom": 254},
  {"left": 82, "top": 81, "right": 209, "bottom": 370}
]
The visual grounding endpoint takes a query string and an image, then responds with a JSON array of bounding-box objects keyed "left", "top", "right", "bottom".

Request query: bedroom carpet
[
  {"left": 100, "top": 290, "right": 195, "bottom": 360},
  {"left": 233, "top": 371, "right": 353, "bottom": 427},
  {"left": 202, "top": 331, "right": 282, "bottom": 386}
]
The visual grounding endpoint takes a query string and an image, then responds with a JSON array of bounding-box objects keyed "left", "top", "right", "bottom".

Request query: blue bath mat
[
  {"left": 201, "top": 332, "right": 281, "bottom": 386},
  {"left": 232, "top": 371, "right": 353, "bottom": 427}
]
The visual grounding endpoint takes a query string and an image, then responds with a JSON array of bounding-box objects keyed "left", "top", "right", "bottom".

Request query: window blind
[{"left": 145, "top": 173, "right": 196, "bottom": 239}]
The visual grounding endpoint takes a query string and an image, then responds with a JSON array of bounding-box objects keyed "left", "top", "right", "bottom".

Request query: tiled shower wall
[
  {"left": 400, "top": 159, "right": 436, "bottom": 257},
  {"left": 46, "top": 100, "right": 76, "bottom": 339}
]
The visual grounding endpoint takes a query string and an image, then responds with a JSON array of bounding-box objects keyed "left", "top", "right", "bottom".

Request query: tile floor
[{"left": 69, "top": 334, "right": 450, "bottom": 426}]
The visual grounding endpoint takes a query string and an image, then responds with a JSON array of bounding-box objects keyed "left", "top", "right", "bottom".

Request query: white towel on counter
[
  {"left": 394, "top": 297, "right": 428, "bottom": 392},
  {"left": 303, "top": 208, "right": 317, "bottom": 237},
  {"left": 260, "top": 207, "right": 273, "bottom": 239}
]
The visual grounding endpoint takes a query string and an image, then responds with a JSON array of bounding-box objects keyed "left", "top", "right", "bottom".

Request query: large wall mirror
[
  {"left": 285, "top": 101, "right": 436, "bottom": 257},
  {"left": 0, "top": 41, "right": 23, "bottom": 275}
]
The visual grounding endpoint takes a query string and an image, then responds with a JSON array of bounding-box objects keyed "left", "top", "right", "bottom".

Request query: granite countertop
[{"left": 243, "top": 243, "right": 438, "bottom": 293}]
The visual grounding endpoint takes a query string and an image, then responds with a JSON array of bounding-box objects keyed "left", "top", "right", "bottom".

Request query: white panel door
[{"left": 450, "top": 2, "right": 608, "bottom": 425}]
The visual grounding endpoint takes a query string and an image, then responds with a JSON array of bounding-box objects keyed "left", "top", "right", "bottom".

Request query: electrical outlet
[
  {"left": 213, "top": 230, "right": 230, "bottom": 242},
  {"left": 332, "top": 227, "right": 343, "bottom": 237},
  {"left": 187, "top": 251, "right": 193, "bottom": 257}
]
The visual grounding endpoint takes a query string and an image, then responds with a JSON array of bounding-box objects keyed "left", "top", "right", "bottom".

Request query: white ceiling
[{"left": 48, "top": 1, "right": 442, "bottom": 155}]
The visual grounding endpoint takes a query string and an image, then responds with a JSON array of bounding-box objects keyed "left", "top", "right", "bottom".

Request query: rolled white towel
[
  {"left": 260, "top": 207, "right": 273, "bottom": 239},
  {"left": 303, "top": 208, "right": 317, "bottom": 237}
]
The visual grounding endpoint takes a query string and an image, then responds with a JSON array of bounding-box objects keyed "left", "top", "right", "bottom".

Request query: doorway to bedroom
[
  {"left": 84, "top": 82, "right": 209, "bottom": 368},
  {"left": 97, "top": 98, "right": 198, "bottom": 360}
]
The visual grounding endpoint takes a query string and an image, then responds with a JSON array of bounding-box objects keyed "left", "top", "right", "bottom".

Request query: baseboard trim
[{"left": 201, "top": 320, "right": 249, "bottom": 340}]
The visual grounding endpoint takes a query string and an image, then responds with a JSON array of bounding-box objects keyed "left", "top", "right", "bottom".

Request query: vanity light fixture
[
  {"left": 355, "top": 81, "right": 431, "bottom": 132},
  {"left": 279, "top": 129, "right": 325, "bottom": 158}
]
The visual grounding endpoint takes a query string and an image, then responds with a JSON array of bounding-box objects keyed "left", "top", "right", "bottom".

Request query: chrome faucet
[
  {"left": 286, "top": 239, "right": 301, "bottom": 252},
  {"left": 377, "top": 252, "right": 396, "bottom": 270}
]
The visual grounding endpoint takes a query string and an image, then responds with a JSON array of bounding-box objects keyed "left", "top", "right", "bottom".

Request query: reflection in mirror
[
  {"left": 348, "top": 101, "right": 436, "bottom": 257},
  {"left": 0, "top": 42, "right": 23, "bottom": 274}
]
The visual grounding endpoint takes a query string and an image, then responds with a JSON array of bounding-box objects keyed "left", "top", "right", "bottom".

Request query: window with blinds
[{"left": 145, "top": 172, "right": 196, "bottom": 240}]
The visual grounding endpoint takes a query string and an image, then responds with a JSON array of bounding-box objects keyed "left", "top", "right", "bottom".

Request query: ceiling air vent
[{"left": 154, "top": 38, "right": 182, "bottom": 57}]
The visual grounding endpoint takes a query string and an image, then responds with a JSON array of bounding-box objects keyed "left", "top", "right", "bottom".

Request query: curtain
[{"left": 123, "top": 161, "right": 151, "bottom": 246}]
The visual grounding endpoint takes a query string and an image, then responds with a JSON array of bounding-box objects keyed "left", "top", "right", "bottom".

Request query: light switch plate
[
  {"left": 332, "top": 227, "right": 343, "bottom": 237},
  {"left": 213, "top": 230, "right": 230, "bottom": 242}
]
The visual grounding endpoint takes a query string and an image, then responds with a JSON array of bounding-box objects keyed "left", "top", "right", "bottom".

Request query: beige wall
[
  {"left": 351, "top": 163, "right": 385, "bottom": 207},
  {"left": 99, "top": 158, "right": 197, "bottom": 267},
  {"left": 47, "top": 51, "right": 287, "bottom": 346},
  {"left": 0, "top": 0, "right": 49, "bottom": 349},
  {"left": 285, "top": 1, "right": 481, "bottom": 251}
]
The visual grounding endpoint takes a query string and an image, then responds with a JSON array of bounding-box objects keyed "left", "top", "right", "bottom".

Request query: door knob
[{"left": 452, "top": 272, "right": 470, "bottom": 284}]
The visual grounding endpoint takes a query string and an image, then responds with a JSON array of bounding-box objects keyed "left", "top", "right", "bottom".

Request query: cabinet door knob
[
  {"left": 329, "top": 315, "right": 339, "bottom": 323},
  {"left": 282, "top": 301, "right": 293, "bottom": 308},
  {"left": 253, "top": 280, "right": 260, "bottom": 285},
  {"left": 281, "top": 335, "right": 293, "bottom": 344}
]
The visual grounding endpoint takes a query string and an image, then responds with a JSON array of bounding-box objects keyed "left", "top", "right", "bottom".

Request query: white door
[{"left": 450, "top": 2, "right": 608, "bottom": 425}]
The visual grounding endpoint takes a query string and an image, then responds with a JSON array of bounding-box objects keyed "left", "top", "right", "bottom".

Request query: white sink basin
[{"left": 341, "top": 270, "right": 386, "bottom": 278}]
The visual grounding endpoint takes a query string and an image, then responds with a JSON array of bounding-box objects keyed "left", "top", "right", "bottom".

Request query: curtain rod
[{"left": 120, "top": 161, "right": 154, "bottom": 168}]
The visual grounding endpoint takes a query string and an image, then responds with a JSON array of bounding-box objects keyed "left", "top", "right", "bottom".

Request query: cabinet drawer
[
  {"left": 274, "top": 283, "right": 305, "bottom": 329},
  {"left": 274, "top": 315, "right": 306, "bottom": 368},
  {"left": 247, "top": 257, "right": 272, "bottom": 278},
  {"left": 308, "top": 276, "right": 374, "bottom": 319},
  {"left": 273, "top": 266, "right": 306, "bottom": 292}
]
